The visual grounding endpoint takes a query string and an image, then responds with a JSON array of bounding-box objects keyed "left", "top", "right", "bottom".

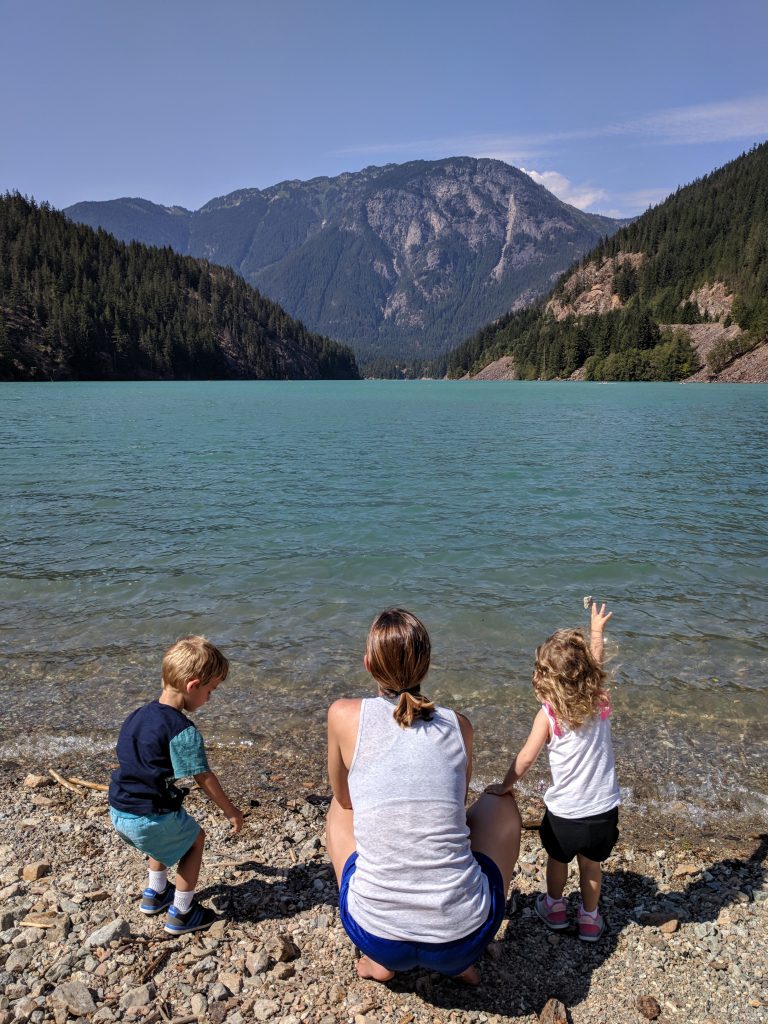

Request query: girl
[
  {"left": 326, "top": 608, "right": 522, "bottom": 985},
  {"left": 486, "top": 602, "right": 619, "bottom": 941}
]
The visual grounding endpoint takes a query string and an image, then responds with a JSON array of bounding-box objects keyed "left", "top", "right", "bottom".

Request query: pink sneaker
[
  {"left": 577, "top": 907, "right": 606, "bottom": 941},
  {"left": 535, "top": 893, "right": 569, "bottom": 929}
]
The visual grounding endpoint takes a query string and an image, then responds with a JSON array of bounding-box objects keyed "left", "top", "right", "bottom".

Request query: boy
[{"left": 108, "top": 635, "right": 244, "bottom": 934}]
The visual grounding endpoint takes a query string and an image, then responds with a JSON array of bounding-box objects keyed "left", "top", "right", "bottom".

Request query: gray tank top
[{"left": 346, "top": 697, "right": 490, "bottom": 942}]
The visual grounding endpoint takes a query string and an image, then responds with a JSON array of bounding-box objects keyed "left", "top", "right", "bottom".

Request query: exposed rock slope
[{"left": 66, "top": 159, "right": 626, "bottom": 362}]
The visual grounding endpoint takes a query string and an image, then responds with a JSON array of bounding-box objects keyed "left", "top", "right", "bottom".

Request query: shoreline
[{"left": 1, "top": 746, "right": 766, "bottom": 1024}]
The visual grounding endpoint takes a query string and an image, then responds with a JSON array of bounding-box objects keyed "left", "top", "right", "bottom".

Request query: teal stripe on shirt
[{"left": 169, "top": 725, "right": 209, "bottom": 778}]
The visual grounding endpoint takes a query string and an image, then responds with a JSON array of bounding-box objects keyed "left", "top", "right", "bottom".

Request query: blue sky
[{"left": 2, "top": 0, "right": 767, "bottom": 217}]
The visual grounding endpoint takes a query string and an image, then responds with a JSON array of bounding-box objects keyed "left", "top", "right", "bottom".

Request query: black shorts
[{"left": 539, "top": 806, "right": 619, "bottom": 863}]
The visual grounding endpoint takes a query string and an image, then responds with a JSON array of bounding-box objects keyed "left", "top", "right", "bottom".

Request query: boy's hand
[
  {"left": 484, "top": 782, "right": 513, "bottom": 797},
  {"left": 590, "top": 602, "right": 612, "bottom": 633},
  {"left": 228, "top": 808, "right": 245, "bottom": 833}
]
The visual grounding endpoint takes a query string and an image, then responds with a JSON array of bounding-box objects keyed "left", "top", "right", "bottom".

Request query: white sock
[
  {"left": 148, "top": 869, "right": 168, "bottom": 894},
  {"left": 545, "top": 893, "right": 562, "bottom": 908},
  {"left": 580, "top": 903, "right": 598, "bottom": 919},
  {"left": 174, "top": 889, "right": 195, "bottom": 913}
]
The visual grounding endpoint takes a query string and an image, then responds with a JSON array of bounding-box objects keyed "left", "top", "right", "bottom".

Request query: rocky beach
[{"left": 1, "top": 745, "right": 765, "bottom": 1024}]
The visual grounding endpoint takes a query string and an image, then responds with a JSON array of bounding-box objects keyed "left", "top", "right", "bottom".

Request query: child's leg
[
  {"left": 576, "top": 853, "right": 602, "bottom": 912},
  {"left": 172, "top": 828, "right": 205, "bottom": 910},
  {"left": 546, "top": 856, "right": 568, "bottom": 900},
  {"left": 147, "top": 858, "right": 168, "bottom": 893}
]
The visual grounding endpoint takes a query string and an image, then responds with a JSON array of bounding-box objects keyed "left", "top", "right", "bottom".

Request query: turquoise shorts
[{"left": 110, "top": 806, "right": 200, "bottom": 867}]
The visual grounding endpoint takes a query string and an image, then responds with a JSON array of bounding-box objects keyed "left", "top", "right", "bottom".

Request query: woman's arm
[
  {"left": 456, "top": 712, "right": 474, "bottom": 801},
  {"left": 485, "top": 708, "right": 550, "bottom": 795},
  {"left": 327, "top": 699, "right": 359, "bottom": 810}
]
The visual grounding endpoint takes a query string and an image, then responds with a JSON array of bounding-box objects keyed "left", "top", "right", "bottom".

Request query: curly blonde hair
[
  {"left": 532, "top": 628, "right": 608, "bottom": 731},
  {"left": 366, "top": 608, "right": 435, "bottom": 728}
]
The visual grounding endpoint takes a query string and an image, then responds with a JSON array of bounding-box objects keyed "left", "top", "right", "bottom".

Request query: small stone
[
  {"left": 208, "top": 983, "right": 230, "bottom": 1001},
  {"left": 539, "top": 998, "right": 567, "bottom": 1024},
  {"left": 265, "top": 932, "right": 300, "bottom": 962},
  {"left": 120, "top": 984, "right": 155, "bottom": 1009},
  {"left": 710, "top": 958, "right": 728, "bottom": 970},
  {"left": 636, "top": 996, "right": 662, "bottom": 1020},
  {"left": 21, "top": 862, "right": 51, "bottom": 882},
  {"left": 4, "top": 948, "right": 33, "bottom": 973},
  {"left": 207, "top": 919, "right": 227, "bottom": 940},
  {"left": 51, "top": 980, "right": 97, "bottom": 1016},
  {"left": 659, "top": 918, "right": 679, "bottom": 934},
  {"left": 486, "top": 941, "right": 503, "bottom": 960},
  {"left": 84, "top": 917, "right": 131, "bottom": 948},
  {"left": 673, "top": 862, "right": 700, "bottom": 877},
  {"left": 251, "top": 999, "right": 280, "bottom": 1022},
  {"left": 271, "top": 961, "right": 295, "bottom": 980},
  {"left": 22, "top": 775, "right": 51, "bottom": 789},
  {"left": 246, "top": 950, "right": 270, "bottom": 976},
  {"left": 92, "top": 1009, "right": 116, "bottom": 1023},
  {"left": 218, "top": 970, "right": 242, "bottom": 994},
  {"left": 190, "top": 993, "right": 207, "bottom": 1016},
  {"left": 328, "top": 984, "right": 346, "bottom": 1004}
]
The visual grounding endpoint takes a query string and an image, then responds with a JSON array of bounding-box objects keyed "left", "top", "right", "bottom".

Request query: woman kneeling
[{"left": 326, "top": 608, "right": 521, "bottom": 984}]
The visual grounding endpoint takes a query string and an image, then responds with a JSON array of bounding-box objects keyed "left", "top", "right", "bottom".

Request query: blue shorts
[
  {"left": 338, "top": 852, "right": 506, "bottom": 976},
  {"left": 110, "top": 806, "right": 200, "bottom": 867}
]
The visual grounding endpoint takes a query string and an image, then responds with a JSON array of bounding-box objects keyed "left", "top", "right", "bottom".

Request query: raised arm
[
  {"left": 590, "top": 601, "right": 612, "bottom": 665},
  {"left": 485, "top": 708, "right": 550, "bottom": 796}
]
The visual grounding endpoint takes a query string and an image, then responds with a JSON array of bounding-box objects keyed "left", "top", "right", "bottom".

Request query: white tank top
[
  {"left": 346, "top": 697, "right": 490, "bottom": 942},
  {"left": 542, "top": 703, "right": 621, "bottom": 818}
]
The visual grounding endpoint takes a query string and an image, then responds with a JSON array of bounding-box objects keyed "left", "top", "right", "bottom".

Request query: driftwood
[
  {"left": 140, "top": 947, "right": 173, "bottom": 984},
  {"left": 48, "top": 769, "right": 80, "bottom": 793},
  {"left": 68, "top": 776, "right": 109, "bottom": 792}
]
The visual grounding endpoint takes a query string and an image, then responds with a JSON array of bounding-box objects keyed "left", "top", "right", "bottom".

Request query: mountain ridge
[{"left": 65, "top": 158, "right": 628, "bottom": 365}]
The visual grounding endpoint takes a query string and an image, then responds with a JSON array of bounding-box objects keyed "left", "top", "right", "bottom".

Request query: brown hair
[
  {"left": 162, "top": 635, "right": 229, "bottom": 692},
  {"left": 532, "top": 628, "right": 608, "bottom": 731},
  {"left": 366, "top": 608, "right": 434, "bottom": 728}
]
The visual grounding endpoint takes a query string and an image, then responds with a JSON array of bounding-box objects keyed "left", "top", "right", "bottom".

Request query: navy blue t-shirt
[{"left": 108, "top": 700, "right": 210, "bottom": 815}]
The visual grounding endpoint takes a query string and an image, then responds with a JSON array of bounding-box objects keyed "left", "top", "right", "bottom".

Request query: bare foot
[
  {"left": 453, "top": 965, "right": 481, "bottom": 986},
  {"left": 356, "top": 955, "right": 395, "bottom": 982}
]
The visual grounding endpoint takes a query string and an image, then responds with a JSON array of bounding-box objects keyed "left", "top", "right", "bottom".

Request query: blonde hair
[
  {"left": 162, "top": 635, "right": 229, "bottom": 692},
  {"left": 366, "top": 608, "right": 435, "bottom": 728},
  {"left": 532, "top": 628, "right": 608, "bottom": 731}
]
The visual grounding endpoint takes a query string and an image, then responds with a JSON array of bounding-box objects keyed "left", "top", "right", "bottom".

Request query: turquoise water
[{"left": 1, "top": 381, "right": 767, "bottom": 822}]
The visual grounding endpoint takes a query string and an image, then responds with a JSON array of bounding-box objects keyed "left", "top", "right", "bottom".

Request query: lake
[{"left": 1, "top": 381, "right": 766, "bottom": 826}]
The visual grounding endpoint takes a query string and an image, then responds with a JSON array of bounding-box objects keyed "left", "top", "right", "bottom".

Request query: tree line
[{"left": 0, "top": 194, "right": 359, "bottom": 381}]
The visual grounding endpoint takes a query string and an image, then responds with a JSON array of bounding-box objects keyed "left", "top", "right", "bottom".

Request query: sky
[{"left": 1, "top": 0, "right": 767, "bottom": 218}]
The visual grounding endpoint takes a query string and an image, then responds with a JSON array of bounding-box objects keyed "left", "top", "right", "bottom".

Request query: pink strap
[{"left": 542, "top": 702, "right": 563, "bottom": 738}]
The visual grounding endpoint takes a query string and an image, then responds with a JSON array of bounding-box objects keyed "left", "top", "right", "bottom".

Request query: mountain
[
  {"left": 446, "top": 143, "right": 768, "bottom": 382},
  {"left": 65, "top": 159, "right": 627, "bottom": 365},
  {"left": 0, "top": 194, "right": 358, "bottom": 381}
]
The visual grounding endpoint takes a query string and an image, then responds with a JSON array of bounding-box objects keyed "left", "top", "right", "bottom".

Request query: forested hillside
[
  {"left": 66, "top": 158, "right": 626, "bottom": 365},
  {"left": 0, "top": 195, "right": 358, "bottom": 381},
  {"left": 446, "top": 143, "right": 768, "bottom": 381}
]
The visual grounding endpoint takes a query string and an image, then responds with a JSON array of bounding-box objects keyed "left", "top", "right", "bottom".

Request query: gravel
[{"left": 0, "top": 750, "right": 765, "bottom": 1024}]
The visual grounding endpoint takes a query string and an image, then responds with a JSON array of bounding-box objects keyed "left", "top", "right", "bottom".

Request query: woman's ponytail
[{"left": 393, "top": 689, "right": 435, "bottom": 728}]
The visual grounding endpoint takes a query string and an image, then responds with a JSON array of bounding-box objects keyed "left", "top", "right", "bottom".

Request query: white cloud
[
  {"left": 620, "top": 96, "right": 768, "bottom": 144},
  {"left": 335, "top": 94, "right": 768, "bottom": 166},
  {"left": 521, "top": 168, "right": 607, "bottom": 211}
]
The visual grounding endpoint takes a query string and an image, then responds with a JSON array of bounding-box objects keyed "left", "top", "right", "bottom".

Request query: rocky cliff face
[{"left": 65, "top": 159, "right": 626, "bottom": 363}]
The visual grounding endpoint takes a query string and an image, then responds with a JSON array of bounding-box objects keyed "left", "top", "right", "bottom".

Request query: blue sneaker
[
  {"left": 163, "top": 901, "right": 217, "bottom": 935},
  {"left": 139, "top": 884, "right": 175, "bottom": 915}
]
